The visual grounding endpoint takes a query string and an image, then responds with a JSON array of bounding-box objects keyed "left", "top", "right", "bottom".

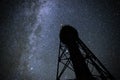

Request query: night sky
[{"left": 0, "top": 0, "right": 120, "bottom": 80}]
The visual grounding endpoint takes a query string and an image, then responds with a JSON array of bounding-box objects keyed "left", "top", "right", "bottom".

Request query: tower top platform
[{"left": 60, "top": 25, "right": 79, "bottom": 45}]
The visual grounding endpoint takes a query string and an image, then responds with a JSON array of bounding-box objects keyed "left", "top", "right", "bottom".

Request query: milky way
[{"left": 0, "top": 0, "right": 120, "bottom": 80}]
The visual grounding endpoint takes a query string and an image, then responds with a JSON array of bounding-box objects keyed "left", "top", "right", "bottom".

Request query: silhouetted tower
[{"left": 56, "top": 25, "right": 115, "bottom": 80}]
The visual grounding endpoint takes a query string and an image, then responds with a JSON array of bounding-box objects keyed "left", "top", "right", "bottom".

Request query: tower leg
[{"left": 67, "top": 42, "right": 94, "bottom": 80}]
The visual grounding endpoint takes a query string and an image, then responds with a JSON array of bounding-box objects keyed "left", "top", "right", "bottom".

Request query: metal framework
[{"left": 56, "top": 39, "right": 115, "bottom": 80}]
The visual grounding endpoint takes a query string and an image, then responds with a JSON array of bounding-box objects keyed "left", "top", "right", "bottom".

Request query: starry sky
[{"left": 0, "top": 0, "right": 120, "bottom": 80}]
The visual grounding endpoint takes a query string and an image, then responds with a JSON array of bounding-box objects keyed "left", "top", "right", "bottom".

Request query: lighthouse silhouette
[{"left": 56, "top": 25, "right": 115, "bottom": 80}]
